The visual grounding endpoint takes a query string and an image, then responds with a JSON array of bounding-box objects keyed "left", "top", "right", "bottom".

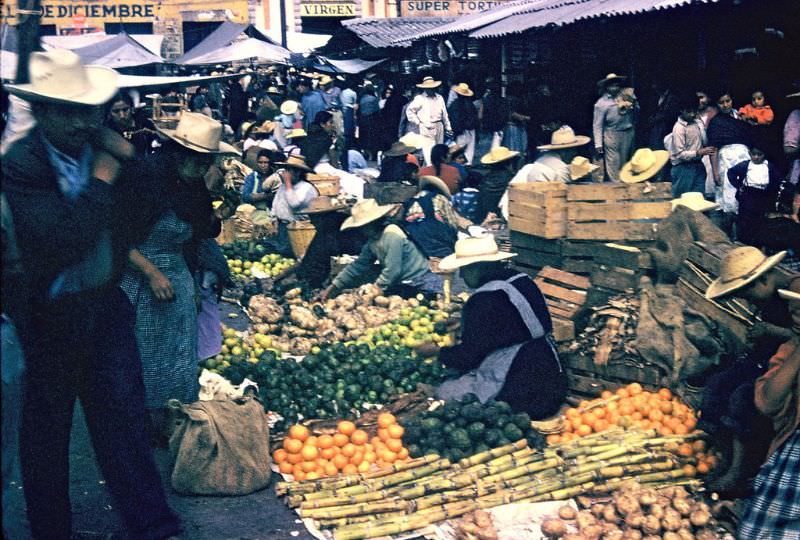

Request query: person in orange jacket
[{"left": 739, "top": 90, "right": 775, "bottom": 126}]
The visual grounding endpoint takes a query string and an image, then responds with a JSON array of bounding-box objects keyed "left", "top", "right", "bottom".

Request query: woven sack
[{"left": 168, "top": 397, "right": 271, "bottom": 495}]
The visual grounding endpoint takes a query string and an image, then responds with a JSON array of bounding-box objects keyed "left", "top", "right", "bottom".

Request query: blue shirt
[
  {"left": 43, "top": 137, "right": 93, "bottom": 201},
  {"left": 341, "top": 88, "right": 357, "bottom": 109},
  {"left": 452, "top": 187, "right": 480, "bottom": 223},
  {"left": 301, "top": 91, "right": 327, "bottom": 132}
]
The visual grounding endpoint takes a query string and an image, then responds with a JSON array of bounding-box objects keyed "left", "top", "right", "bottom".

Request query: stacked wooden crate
[
  {"left": 507, "top": 182, "right": 568, "bottom": 239},
  {"left": 510, "top": 231, "right": 563, "bottom": 276},
  {"left": 533, "top": 266, "right": 589, "bottom": 342},
  {"left": 566, "top": 183, "right": 673, "bottom": 241}
]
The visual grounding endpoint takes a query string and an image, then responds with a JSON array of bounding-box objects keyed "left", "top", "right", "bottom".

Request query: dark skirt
[{"left": 495, "top": 339, "right": 567, "bottom": 420}]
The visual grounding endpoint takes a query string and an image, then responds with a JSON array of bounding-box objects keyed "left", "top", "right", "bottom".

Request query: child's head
[
  {"left": 679, "top": 95, "right": 699, "bottom": 121},
  {"left": 696, "top": 90, "right": 709, "bottom": 109},
  {"left": 751, "top": 91, "right": 766, "bottom": 107},
  {"left": 749, "top": 146, "right": 766, "bottom": 164},
  {"left": 716, "top": 91, "right": 734, "bottom": 114}
]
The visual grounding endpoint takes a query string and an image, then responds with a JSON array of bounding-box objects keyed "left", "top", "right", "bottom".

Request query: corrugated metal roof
[
  {"left": 342, "top": 17, "right": 457, "bottom": 48},
  {"left": 470, "top": 0, "right": 718, "bottom": 38}
]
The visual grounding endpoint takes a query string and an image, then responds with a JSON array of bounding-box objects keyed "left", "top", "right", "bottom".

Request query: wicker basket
[
  {"left": 307, "top": 174, "right": 341, "bottom": 197},
  {"left": 287, "top": 221, "right": 316, "bottom": 259}
]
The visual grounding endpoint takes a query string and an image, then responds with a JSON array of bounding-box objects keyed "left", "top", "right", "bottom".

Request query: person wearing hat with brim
[
  {"left": 569, "top": 155, "right": 600, "bottom": 181},
  {"left": 377, "top": 141, "right": 421, "bottom": 183},
  {"left": 671, "top": 192, "right": 720, "bottom": 213},
  {"left": 593, "top": 73, "right": 638, "bottom": 181},
  {"left": 243, "top": 120, "right": 279, "bottom": 152},
  {"left": 318, "top": 74, "right": 342, "bottom": 110},
  {"left": 739, "top": 285, "right": 800, "bottom": 540},
  {"left": 399, "top": 175, "right": 466, "bottom": 260},
  {"left": 423, "top": 235, "right": 567, "bottom": 418},
  {"left": 699, "top": 245, "right": 799, "bottom": 494},
  {"left": 320, "top": 198, "right": 445, "bottom": 300},
  {"left": 477, "top": 146, "right": 519, "bottom": 223},
  {"left": 407, "top": 76, "right": 453, "bottom": 146},
  {"left": 619, "top": 148, "right": 669, "bottom": 183},
  {"left": 448, "top": 83, "right": 479, "bottom": 165},
  {"left": 268, "top": 154, "right": 319, "bottom": 256},
  {"left": 448, "top": 142, "right": 469, "bottom": 182},
  {"left": 274, "top": 100, "right": 300, "bottom": 148},
  {"left": 3, "top": 49, "right": 183, "bottom": 539}
]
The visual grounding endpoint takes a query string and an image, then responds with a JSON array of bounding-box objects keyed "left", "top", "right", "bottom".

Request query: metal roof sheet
[
  {"left": 342, "top": 17, "right": 457, "bottom": 48},
  {"left": 470, "top": 0, "right": 718, "bottom": 38}
]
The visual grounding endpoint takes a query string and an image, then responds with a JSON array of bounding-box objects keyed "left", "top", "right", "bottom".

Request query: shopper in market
[
  {"left": 703, "top": 246, "right": 800, "bottom": 494},
  {"left": 2, "top": 50, "right": 181, "bottom": 540},
  {"left": 669, "top": 96, "right": 718, "bottom": 198},
  {"left": 419, "top": 143, "right": 462, "bottom": 194},
  {"left": 448, "top": 83, "right": 479, "bottom": 164},
  {"left": 476, "top": 145, "right": 520, "bottom": 223},
  {"left": 400, "top": 175, "right": 462, "bottom": 258},
  {"left": 270, "top": 154, "right": 319, "bottom": 256},
  {"left": 123, "top": 112, "right": 239, "bottom": 443},
  {"left": 429, "top": 235, "right": 567, "bottom": 419},
  {"left": 738, "top": 287, "right": 800, "bottom": 539},
  {"left": 406, "top": 76, "right": 453, "bottom": 145},
  {"left": 104, "top": 91, "right": 157, "bottom": 156},
  {"left": 296, "top": 77, "right": 327, "bottom": 133},
  {"left": 593, "top": 73, "right": 638, "bottom": 181},
  {"left": 320, "top": 198, "right": 444, "bottom": 300},
  {"left": 273, "top": 99, "right": 300, "bottom": 148},
  {"left": 241, "top": 149, "right": 281, "bottom": 209}
]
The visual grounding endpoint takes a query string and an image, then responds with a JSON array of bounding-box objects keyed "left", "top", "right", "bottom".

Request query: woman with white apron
[{"left": 429, "top": 235, "right": 567, "bottom": 418}]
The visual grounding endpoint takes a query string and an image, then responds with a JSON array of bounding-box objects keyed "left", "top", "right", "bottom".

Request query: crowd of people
[{"left": 1, "top": 48, "right": 799, "bottom": 540}]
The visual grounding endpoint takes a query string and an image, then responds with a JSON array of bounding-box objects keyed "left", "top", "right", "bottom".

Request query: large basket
[
  {"left": 287, "top": 221, "right": 316, "bottom": 259},
  {"left": 307, "top": 174, "right": 341, "bottom": 197}
]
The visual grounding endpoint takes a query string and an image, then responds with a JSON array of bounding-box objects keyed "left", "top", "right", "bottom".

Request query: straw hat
[
  {"left": 597, "top": 73, "right": 627, "bottom": 87},
  {"left": 439, "top": 235, "right": 517, "bottom": 271},
  {"left": 301, "top": 196, "right": 347, "bottom": 215},
  {"left": 705, "top": 247, "right": 787, "bottom": 300},
  {"left": 399, "top": 133, "right": 428, "bottom": 150},
  {"left": 319, "top": 74, "right": 333, "bottom": 86},
  {"left": 416, "top": 76, "right": 442, "bottom": 89},
  {"left": 537, "top": 126, "right": 591, "bottom": 151},
  {"left": 671, "top": 192, "right": 719, "bottom": 213},
  {"left": 157, "top": 112, "right": 240, "bottom": 155},
  {"left": 448, "top": 143, "right": 466, "bottom": 159},
  {"left": 620, "top": 148, "right": 669, "bottom": 183},
  {"left": 5, "top": 49, "right": 118, "bottom": 106},
  {"left": 267, "top": 86, "right": 281, "bottom": 94},
  {"left": 276, "top": 154, "right": 313, "bottom": 172},
  {"left": 280, "top": 100, "right": 299, "bottom": 115},
  {"left": 384, "top": 141, "right": 417, "bottom": 157},
  {"left": 286, "top": 128, "right": 307, "bottom": 139},
  {"left": 480, "top": 146, "right": 520, "bottom": 165},
  {"left": 778, "top": 289, "right": 800, "bottom": 301},
  {"left": 453, "top": 83, "right": 474, "bottom": 97},
  {"left": 252, "top": 120, "right": 275, "bottom": 134},
  {"left": 569, "top": 156, "right": 599, "bottom": 180},
  {"left": 340, "top": 199, "right": 397, "bottom": 230},
  {"left": 419, "top": 175, "right": 451, "bottom": 196}
]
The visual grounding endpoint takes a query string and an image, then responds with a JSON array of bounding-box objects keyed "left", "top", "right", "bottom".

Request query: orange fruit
[
  {"left": 301, "top": 445, "right": 319, "bottom": 461},
  {"left": 676, "top": 443, "right": 694, "bottom": 457},
  {"left": 579, "top": 400, "right": 591, "bottom": 409},
  {"left": 684, "top": 417, "right": 697, "bottom": 431},
  {"left": 341, "top": 443, "right": 357, "bottom": 458},
  {"left": 357, "top": 460, "right": 370, "bottom": 473},
  {"left": 324, "top": 462, "right": 339, "bottom": 477},
  {"left": 581, "top": 412, "right": 598, "bottom": 429},
  {"left": 606, "top": 412, "right": 620, "bottom": 426},
  {"left": 287, "top": 452, "right": 303, "bottom": 465},
  {"left": 318, "top": 435, "right": 334, "bottom": 449},
  {"left": 378, "top": 428, "right": 391, "bottom": 442},
  {"left": 350, "top": 452, "right": 364, "bottom": 466},
  {"left": 706, "top": 455, "right": 718, "bottom": 468},
  {"left": 273, "top": 449, "right": 288, "bottom": 463},
  {"left": 380, "top": 449, "right": 398, "bottom": 463},
  {"left": 306, "top": 471, "right": 320, "bottom": 480},
  {"left": 386, "top": 438, "right": 403, "bottom": 453},
  {"left": 631, "top": 411, "right": 643, "bottom": 421},
  {"left": 332, "top": 454, "right": 349, "bottom": 470},
  {"left": 301, "top": 460, "right": 317, "bottom": 473},
  {"left": 388, "top": 424, "right": 405, "bottom": 439},
  {"left": 682, "top": 464, "right": 697, "bottom": 477},
  {"left": 659, "top": 401, "right": 674, "bottom": 414},
  {"left": 337, "top": 420, "right": 357, "bottom": 436},
  {"left": 627, "top": 382, "right": 643, "bottom": 395},
  {"left": 601, "top": 390, "right": 614, "bottom": 399},
  {"left": 397, "top": 447, "right": 409, "bottom": 460},
  {"left": 305, "top": 436, "right": 318, "bottom": 448},
  {"left": 293, "top": 469, "right": 306, "bottom": 481},
  {"left": 351, "top": 429, "right": 368, "bottom": 445},
  {"left": 648, "top": 409, "right": 664, "bottom": 422},
  {"left": 618, "top": 403, "right": 635, "bottom": 416},
  {"left": 279, "top": 461, "right": 294, "bottom": 474},
  {"left": 569, "top": 418, "right": 584, "bottom": 432},
  {"left": 616, "top": 388, "right": 630, "bottom": 398},
  {"left": 692, "top": 440, "right": 707, "bottom": 452},
  {"left": 377, "top": 412, "right": 396, "bottom": 429},
  {"left": 594, "top": 407, "right": 607, "bottom": 419},
  {"left": 316, "top": 458, "right": 329, "bottom": 468},
  {"left": 342, "top": 464, "right": 358, "bottom": 475},
  {"left": 576, "top": 424, "right": 592, "bottom": 437},
  {"left": 288, "top": 424, "right": 310, "bottom": 442},
  {"left": 696, "top": 461, "right": 710, "bottom": 475},
  {"left": 593, "top": 419, "right": 609, "bottom": 432},
  {"left": 333, "top": 433, "right": 349, "bottom": 447},
  {"left": 658, "top": 388, "right": 673, "bottom": 400},
  {"left": 606, "top": 401, "right": 619, "bottom": 413},
  {"left": 320, "top": 447, "right": 337, "bottom": 460},
  {"left": 564, "top": 407, "right": 580, "bottom": 419},
  {"left": 284, "top": 438, "right": 303, "bottom": 454},
  {"left": 364, "top": 451, "right": 377, "bottom": 463},
  {"left": 658, "top": 425, "right": 674, "bottom": 437},
  {"left": 673, "top": 423, "right": 689, "bottom": 435},
  {"left": 546, "top": 434, "right": 562, "bottom": 445}
]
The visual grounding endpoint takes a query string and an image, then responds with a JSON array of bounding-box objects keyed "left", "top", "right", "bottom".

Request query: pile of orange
[
  {"left": 674, "top": 438, "right": 719, "bottom": 476},
  {"left": 547, "top": 384, "right": 699, "bottom": 445},
  {"left": 273, "top": 413, "right": 410, "bottom": 481}
]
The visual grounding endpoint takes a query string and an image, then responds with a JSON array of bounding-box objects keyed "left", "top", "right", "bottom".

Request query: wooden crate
[
  {"left": 510, "top": 232, "right": 563, "bottom": 277},
  {"left": 676, "top": 278, "right": 750, "bottom": 349},
  {"left": 508, "top": 182, "right": 567, "bottom": 239},
  {"left": 564, "top": 353, "right": 668, "bottom": 388},
  {"left": 566, "top": 183, "right": 672, "bottom": 241},
  {"left": 534, "top": 266, "right": 589, "bottom": 342},
  {"left": 590, "top": 264, "right": 642, "bottom": 293},
  {"left": 307, "top": 173, "right": 341, "bottom": 197}
]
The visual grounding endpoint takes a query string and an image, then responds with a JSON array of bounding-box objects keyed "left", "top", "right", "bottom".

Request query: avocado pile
[
  {"left": 403, "top": 395, "right": 546, "bottom": 461},
  {"left": 216, "top": 342, "right": 447, "bottom": 433}
]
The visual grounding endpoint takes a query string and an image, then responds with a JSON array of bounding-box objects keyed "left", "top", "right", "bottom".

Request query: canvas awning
[
  {"left": 315, "top": 56, "right": 387, "bottom": 74},
  {"left": 179, "top": 37, "right": 290, "bottom": 65},
  {"left": 175, "top": 21, "right": 280, "bottom": 64},
  {"left": 70, "top": 33, "right": 163, "bottom": 68}
]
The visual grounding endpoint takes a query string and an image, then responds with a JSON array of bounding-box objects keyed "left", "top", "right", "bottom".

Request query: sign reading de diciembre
[
  {"left": 401, "top": 0, "right": 508, "bottom": 16},
  {"left": 300, "top": 2, "right": 356, "bottom": 17},
  {"left": 3, "top": 1, "right": 156, "bottom": 23}
]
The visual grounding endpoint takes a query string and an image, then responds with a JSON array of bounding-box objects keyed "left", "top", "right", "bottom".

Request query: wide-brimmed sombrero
[
  {"left": 705, "top": 247, "right": 787, "bottom": 299},
  {"left": 439, "top": 235, "right": 516, "bottom": 271}
]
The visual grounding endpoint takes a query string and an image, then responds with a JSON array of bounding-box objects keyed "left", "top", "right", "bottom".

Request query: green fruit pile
[
  {"left": 221, "top": 240, "right": 294, "bottom": 278},
  {"left": 356, "top": 303, "right": 453, "bottom": 349},
  {"left": 202, "top": 340, "right": 447, "bottom": 433},
  {"left": 403, "top": 395, "right": 546, "bottom": 462}
]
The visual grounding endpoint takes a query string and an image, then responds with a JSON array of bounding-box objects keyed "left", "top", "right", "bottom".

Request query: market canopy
[
  {"left": 175, "top": 21, "right": 281, "bottom": 65},
  {"left": 318, "top": 17, "right": 456, "bottom": 58},
  {"left": 314, "top": 56, "right": 387, "bottom": 74},
  {"left": 70, "top": 32, "right": 163, "bottom": 68},
  {"left": 179, "top": 37, "right": 290, "bottom": 66},
  {"left": 116, "top": 72, "right": 243, "bottom": 89},
  {"left": 42, "top": 33, "right": 164, "bottom": 56}
]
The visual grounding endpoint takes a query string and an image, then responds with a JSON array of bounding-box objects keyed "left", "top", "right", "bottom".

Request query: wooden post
[{"left": 15, "top": 0, "right": 42, "bottom": 84}]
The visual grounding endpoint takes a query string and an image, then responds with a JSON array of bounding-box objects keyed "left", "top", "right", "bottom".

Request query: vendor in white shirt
[{"left": 270, "top": 154, "right": 319, "bottom": 255}]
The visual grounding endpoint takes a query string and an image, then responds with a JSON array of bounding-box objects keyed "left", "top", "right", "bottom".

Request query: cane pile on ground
[
  {"left": 566, "top": 295, "right": 641, "bottom": 363},
  {"left": 541, "top": 480, "right": 720, "bottom": 539},
  {"left": 276, "top": 427, "right": 708, "bottom": 540}
]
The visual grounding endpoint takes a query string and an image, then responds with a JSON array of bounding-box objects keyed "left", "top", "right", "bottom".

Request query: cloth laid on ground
[
  {"left": 197, "top": 368, "right": 258, "bottom": 401},
  {"left": 168, "top": 396, "right": 270, "bottom": 495}
]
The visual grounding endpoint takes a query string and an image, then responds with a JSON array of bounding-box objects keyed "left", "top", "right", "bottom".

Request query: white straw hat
[
  {"left": 671, "top": 192, "right": 719, "bottom": 213},
  {"left": 439, "top": 235, "right": 516, "bottom": 271},
  {"left": 537, "top": 126, "right": 591, "bottom": 151},
  {"left": 705, "top": 247, "right": 787, "bottom": 300},
  {"left": 416, "top": 76, "right": 441, "bottom": 89},
  {"left": 340, "top": 199, "right": 397, "bottom": 230},
  {"left": 453, "top": 83, "right": 474, "bottom": 97},
  {"left": 419, "top": 175, "right": 451, "bottom": 196},
  {"left": 480, "top": 146, "right": 519, "bottom": 165},
  {"left": 280, "top": 100, "right": 299, "bottom": 115},
  {"left": 569, "top": 156, "right": 599, "bottom": 180},
  {"left": 157, "top": 112, "right": 240, "bottom": 155},
  {"left": 620, "top": 148, "right": 669, "bottom": 183},
  {"left": 5, "top": 49, "right": 118, "bottom": 106}
]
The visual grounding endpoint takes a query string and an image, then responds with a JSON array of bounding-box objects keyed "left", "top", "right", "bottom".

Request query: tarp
[
  {"left": 117, "top": 73, "right": 243, "bottom": 89},
  {"left": 175, "top": 21, "right": 278, "bottom": 64},
  {"left": 42, "top": 33, "right": 164, "bottom": 56},
  {"left": 315, "top": 56, "right": 387, "bottom": 74},
  {"left": 259, "top": 30, "right": 331, "bottom": 53},
  {"left": 179, "top": 37, "right": 290, "bottom": 65},
  {"left": 70, "top": 33, "right": 163, "bottom": 68}
]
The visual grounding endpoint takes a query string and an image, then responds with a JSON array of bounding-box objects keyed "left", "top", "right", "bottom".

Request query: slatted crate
[
  {"left": 510, "top": 231, "right": 563, "bottom": 277},
  {"left": 507, "top": 182, "right": 568, "bottom": 239},
  {"left": 534, "top": 266, "right": 589, "bottom": 342},
  {"left": 566, "top": 183, "right": 673, "bottom": 241}
]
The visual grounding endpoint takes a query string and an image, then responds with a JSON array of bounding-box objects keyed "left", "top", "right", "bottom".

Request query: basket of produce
[
  {"left": 287, "top": 220, "right": 316, "bottom": 259},
  {"left": 308, "top": 174, "right": 341, "bottom": 197}
]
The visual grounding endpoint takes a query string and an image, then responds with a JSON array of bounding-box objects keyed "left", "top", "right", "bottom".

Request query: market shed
[
  {"left": 317, "top": 17, "right": 456, "bottom": 59},
  {"left": 179, "top": 37, "right": 291, "bottom": 66}
]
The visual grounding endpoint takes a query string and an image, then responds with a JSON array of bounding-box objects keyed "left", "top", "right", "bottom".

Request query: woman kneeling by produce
[
  {"left": 425, "top": 235, "right": 567, "bottom": 418},
  {"left": 320, "top": 199, "right": 444, "bottom": 300}
]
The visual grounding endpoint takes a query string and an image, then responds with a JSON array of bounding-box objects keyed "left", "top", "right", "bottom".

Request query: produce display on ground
[
  {"left": 274, "top": 413, "right": 411, "bottom": 480},
  {"left": 403, "top": 394, "right": 546, "bottom": 461},
  {"left": 222, "top": 240, "right": 296, "bottom": 279},
  {"left": 245, "top": 283, "right": 457, "bottom": 355},
  {"left": 275, "top": 427, "right": 713, "bottom": 540},
  {"left": 202, "top": 332, "right": 447, "bottom": 432}
]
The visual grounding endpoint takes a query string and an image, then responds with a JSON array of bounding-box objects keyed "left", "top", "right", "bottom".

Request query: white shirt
[
  {"left": 406, "top": 93, "right": 452, "bottom": 133},
  {"left": 243, "top": 138, "right": 278, "bottom": 152},
  {"left": 270, "top": 176, "right": 318, "bottom": 222},
  {"left": 745, "top": 161, "right": 770, "bottom": 189}
]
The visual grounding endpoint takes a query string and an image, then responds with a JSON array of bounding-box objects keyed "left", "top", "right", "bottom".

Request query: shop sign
[
  {"left": 300, "top": 2, "right": 356, "bottom": 17},
  {"left": 2, "top": 1, "right": 156, "bottom": 24},
  {"left": 401, "top": 0, "right": 508, "bottom": 16}
]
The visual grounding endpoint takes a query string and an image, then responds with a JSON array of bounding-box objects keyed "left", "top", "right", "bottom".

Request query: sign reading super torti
[
  {"left": 401, "top": 0, "right": 508, "bottom": 16},
  {"left": 3, "top": 1, "right": 156, "bottom": 23}
]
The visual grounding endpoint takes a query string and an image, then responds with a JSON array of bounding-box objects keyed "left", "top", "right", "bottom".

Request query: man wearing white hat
[
  {"left": 406, "top": 76, "right": 453, "bottom": 145},
  {"left": 2, "top": 50, "right": 181, "bottom": 539},
  {"left": 427, "top": 235, "right": 567, "bottom": 418},
  {"left": 593, "top": 73, "right": 638, "bottom": 181}
]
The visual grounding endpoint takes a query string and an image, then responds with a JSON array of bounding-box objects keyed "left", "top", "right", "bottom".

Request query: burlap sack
[{"left": 168, "top": 397, "right": 271, "bottom": 496}]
